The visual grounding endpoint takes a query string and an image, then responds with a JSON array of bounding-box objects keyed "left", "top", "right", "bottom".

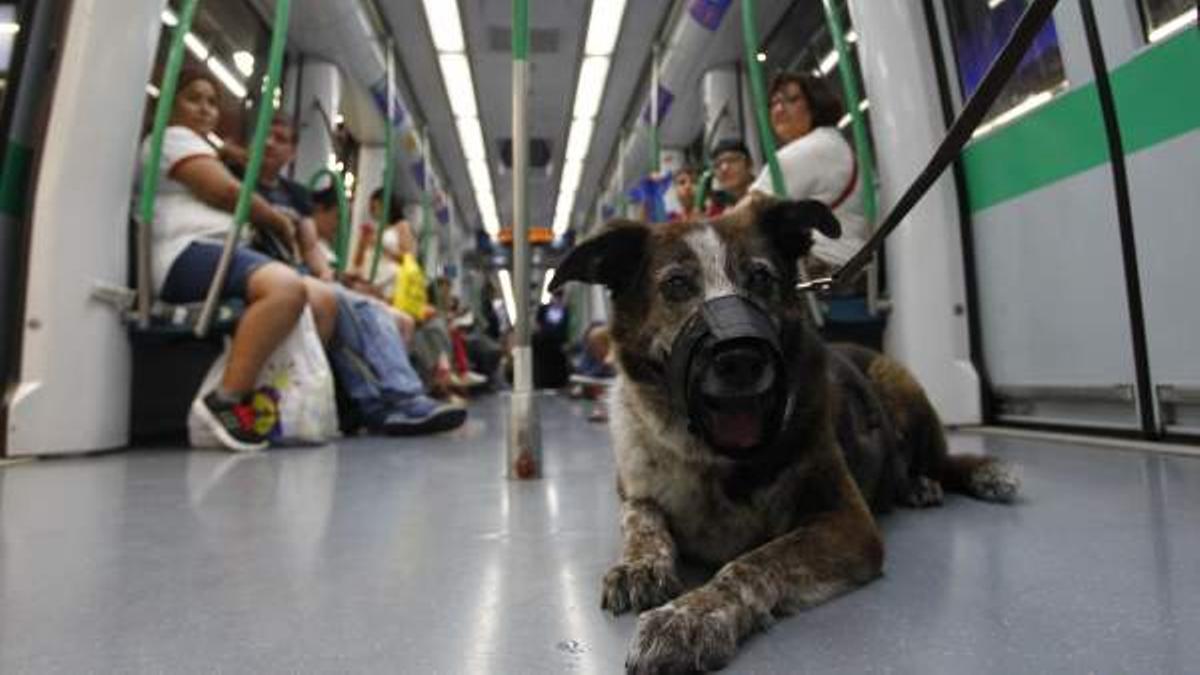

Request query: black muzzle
[{"left": 668, "top": 295, "right": 787, "bottom": 456}]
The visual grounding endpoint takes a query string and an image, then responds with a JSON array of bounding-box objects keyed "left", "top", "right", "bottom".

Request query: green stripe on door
[
  {"left": 963, "top": 31, "right": 1200, "bottom": 212},
  {"left": 0, "top": 143, "right": 34, "bottom": 218}
]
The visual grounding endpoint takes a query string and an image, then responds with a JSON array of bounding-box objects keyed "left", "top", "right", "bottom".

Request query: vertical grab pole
[
  {"left": 306, "top": 168, "right": 350, "bottom": 274},
  {"left": 508, "top": 0, "right": 541, "bottom": 479},
  {"left": 137, "top": 0, "right": 200, "bottom": 327},
  {"left": 195, "top": 0, "right": 292, "bottom": 337},
  {"left": 649, "top": 43, "right": 661, "bottom": 175},
  {"left": 820, "top": 0, "right": 884, "bottom": 315},
  {"left": 370, "top": 38, "right": 397, "bottom": 285},
  {"left": 740, "top": 0, "right": 823, "bottom": 326}
]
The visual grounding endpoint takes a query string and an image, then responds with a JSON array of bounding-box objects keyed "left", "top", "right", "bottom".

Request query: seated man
[
  {"left": 707, "top": 139, "right": 755, "bottom": 216},
  {"left": 227, "top": 115, "right": 465, "bottom": 435}
]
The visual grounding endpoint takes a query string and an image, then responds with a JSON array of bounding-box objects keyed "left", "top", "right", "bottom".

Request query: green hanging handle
[
  {"left": 821, "top": 0, "right": 878, "bottom": 223},
  {"left": 135, "top": 0, "right": 200, "bottom": 327},
  {"left": 194, "top": 0, "right": 292, "bottom": 337},
  {"left": 307, "top": 168, "right": 350, "bottom": 274},
  {"left": 369, "top": 39, "right": 397, "bottom": 285}
]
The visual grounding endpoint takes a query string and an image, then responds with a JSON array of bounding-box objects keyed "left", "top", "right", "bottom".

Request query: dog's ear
[
  {"left": 754, "top": 194, "right": 842, "bottom": 260},
  {"left": 549, "top": 220, "right": 649, "bottom": 295}
]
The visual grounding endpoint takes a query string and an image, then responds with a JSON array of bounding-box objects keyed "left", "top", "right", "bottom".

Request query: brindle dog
[{"left": 550, "top": 194, "right": 1018, "bottom": 674}]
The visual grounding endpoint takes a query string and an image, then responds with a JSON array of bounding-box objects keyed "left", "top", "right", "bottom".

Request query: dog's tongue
[{"left": 708, "top": 409, "right": 763, "bottom": 451}]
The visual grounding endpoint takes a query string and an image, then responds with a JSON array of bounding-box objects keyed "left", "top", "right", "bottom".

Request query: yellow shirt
[{"left": 391, "top": 253, "right": 428, "bottom": 319}]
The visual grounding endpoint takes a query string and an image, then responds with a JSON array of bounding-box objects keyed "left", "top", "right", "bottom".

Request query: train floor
[{"left": 1, "top": 393, "right": 1198, "bottom": 673}]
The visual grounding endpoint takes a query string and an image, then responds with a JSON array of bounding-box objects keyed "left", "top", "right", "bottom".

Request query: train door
[
  {"left": 931, "top": 0, "right": 1198, "bottom": 438},
  {"left": 0, "top": 0, "right": 67, "bottom": 457}
]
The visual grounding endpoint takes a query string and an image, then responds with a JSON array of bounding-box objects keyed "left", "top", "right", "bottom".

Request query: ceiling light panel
[
  {"left": 438, "top": 53, "right": 478, "bottom": 118},
  {"left": 572, "top": 56, "right": 610, "bottom": 119},
  {"left": 584, "top": 0, "right": 627, "bottom": 55},
  {"left": 457, "top": 117, "right": 487, "bottom": 161},
  {"left": 422, "top": 0, "right": 466, "bottom": 52},
  {"left": 565, "top": 119, "right": 594, "bottom": 161}
]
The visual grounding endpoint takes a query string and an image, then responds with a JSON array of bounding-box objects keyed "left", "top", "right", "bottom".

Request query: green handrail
[
  {"left": 195, "top": 0, "right": 292, "bottom": 337},
  {"left": 821, "top": 0, "right": 878, "bottom": 223},
  {"left": 741, "top": 0, "right": 785, "bottom": 197},
  {"left": 741, "top": 0, "right": 823, "bottom": 325},
  {"left": 135, "top": 0, "right": 200, "bottom": 327},
  {"left": 307, "top": 168, "right": 350, "bottom": 274},
  {"left": 369, "top": 39, "right": 396, "bottom": 286},
  {"left": 694, "top": 166, "right": 713, "bottom": 212}
]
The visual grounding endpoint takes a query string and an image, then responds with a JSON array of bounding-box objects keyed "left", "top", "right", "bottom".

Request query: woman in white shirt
[
  {"left": 141, "top": 68, "right": 337, "bottom": 451},
  {"left": 750, "top": 72, "right": 868, "bottom": 274}
]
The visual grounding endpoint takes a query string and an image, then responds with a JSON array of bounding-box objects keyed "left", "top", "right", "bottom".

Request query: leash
[{"left": 797, "top": 0, "right": 1061, "bottom": 294}]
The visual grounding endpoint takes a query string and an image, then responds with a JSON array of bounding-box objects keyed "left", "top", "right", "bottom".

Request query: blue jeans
[{"left": 329, "top": 288, "right": 424, "bottom": 426}]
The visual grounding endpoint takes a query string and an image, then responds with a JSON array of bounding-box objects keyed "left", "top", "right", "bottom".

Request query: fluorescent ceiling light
[
  {"left": 972, "top": 89, "right": 1056, "bottom": 138},
  {"left": 837, "top": 113, "right": 851, "bottom": 129},
  {"left": 161, "top": 9, "right": 178, "bottom": 26},
  {"left": 584, "top": 0, "right": 627, "bottom": 55},
  {"left": 845, "top": 30, "right": 858, "bottom": 43},
  {"left": 497, "top": 269, "right": 517, "bottom": 323},
  {"left": 1148, "top": 8, "right": 1196, "bottom": 43},
  {"left": 818, "top": 49, "right": 838, "bottom": 75},
  {"left": 184, "top": 33, "right": 209, "bottom": 61},
  {"left": 468, "top": 159, "right": 493, "bottom": 192},
  {"left": 457, "top": 117, "right": 487, "bottom": 161},
  {"left": 756, "top": 52, "right": 766, "bottom": 63},
  {"left": 438, "top": 53, "right": 478, "bottom": 118},
  {"left": 540, "top": 268, "right": 556, "bottom": 304},
  {"left": 422, "top": 0, "right": 466, "bottom": 53},
  {"left": 572, "top": 56, "right": 610, "bottom": 119},
  {"left": 146, "top": 83, "right": 160, "bottom": 98},
  {"left": 233, "top": 50, "right": 255, "bottom": 78},
  {"left": 560, "top": 159, "right": 583, "bottom": 195},
  {"left": 987, "top": 0, "right": 1007, "bottom": 8},
  {"left": 565, "top": 118, "right": 594, "bottom": 162},
  {"left": 206, "top": 57, "right": 247, "bottom": 99},
  {"left": 859, "top": 99, "right": 869, "bottom": 111}
]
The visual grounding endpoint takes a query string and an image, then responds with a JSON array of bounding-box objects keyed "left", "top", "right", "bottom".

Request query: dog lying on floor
[{"left": 549, "top": 194, "right": 1018, "bottom": 673}]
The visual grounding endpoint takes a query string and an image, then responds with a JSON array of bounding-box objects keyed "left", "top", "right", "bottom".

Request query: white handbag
[{"left": 189, "top": 307, "right": 340, "bottom": 448}]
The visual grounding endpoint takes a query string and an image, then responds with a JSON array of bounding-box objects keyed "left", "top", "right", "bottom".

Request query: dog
[{"left": 549, "top": 193, "right": 1019, "bottom": 673}]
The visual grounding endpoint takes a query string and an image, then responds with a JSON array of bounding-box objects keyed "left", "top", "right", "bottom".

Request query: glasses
[{"left": 769, "top": 92, "right": 806, "bottom": 109}]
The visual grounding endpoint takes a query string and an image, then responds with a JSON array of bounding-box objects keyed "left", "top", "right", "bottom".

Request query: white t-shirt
[
  {"left": 138, "top": 126, "right": 232, "bottom": 293},
  {"left": 750, "top": 126, "right": 868, "bottom": 268}
]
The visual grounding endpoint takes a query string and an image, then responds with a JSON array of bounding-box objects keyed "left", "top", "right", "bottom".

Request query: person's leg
[
  {"left": 221, "top": 262, "right": 307, "bottom": 393},
  {"left": 301, "top": 276, "right": 338, "bottom": 345}
]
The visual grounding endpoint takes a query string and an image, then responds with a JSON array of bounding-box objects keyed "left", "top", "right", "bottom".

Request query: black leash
[{"left": 798, "top": 0, "right": 1062, "bottom": 293}]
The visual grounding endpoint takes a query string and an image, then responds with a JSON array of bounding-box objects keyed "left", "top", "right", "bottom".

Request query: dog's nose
[{"left": 712, "top": 345, "right": 768, "bottom": 390}]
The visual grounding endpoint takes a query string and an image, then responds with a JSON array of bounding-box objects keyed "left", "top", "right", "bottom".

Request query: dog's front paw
[
  {"left": 602, "top": 559, "right": 682, "bottom": 615},
  {"left": 625, "top": 602, "right": 737, "bottom": 674}
]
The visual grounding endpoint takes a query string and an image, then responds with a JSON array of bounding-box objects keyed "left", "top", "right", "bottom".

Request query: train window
[
  {"left": 151, "top": 0, "right": 270, "bottom": 143},
  {"left": 943, "top": 0, "right": 1068, "bottom": 135},
  {"left": 0, "top": 2, "right": 18, "bottom": 109},
  {"left": 1137, "top": 0, "right": 1198, "bottom": 43}
]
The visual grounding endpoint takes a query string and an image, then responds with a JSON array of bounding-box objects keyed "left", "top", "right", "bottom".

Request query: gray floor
[{"left": 1, "top": 394, "right": 1198, "bottom": 674}]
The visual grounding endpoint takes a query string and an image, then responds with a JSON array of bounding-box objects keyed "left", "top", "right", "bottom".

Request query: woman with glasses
[{"left": 750, "top": 72, "right": 867, "bottom": 275}]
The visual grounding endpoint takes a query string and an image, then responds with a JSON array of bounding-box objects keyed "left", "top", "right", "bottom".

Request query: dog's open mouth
[{"left": 695, "top": 359, "right": 782, "bottom": 456}]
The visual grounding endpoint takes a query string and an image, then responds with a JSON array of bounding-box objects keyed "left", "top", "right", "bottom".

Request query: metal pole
[
  {"left": 508, "top": 0, "right": 541, "bottom": 479},
  {"left": 137, "top": 0, "right": 200, "bottom": 327},
  {"left": 740, "top": 0, "right": 823, "bottom": 327},
  {"left": 649, "top": 43, "right": 661, "bottom": 175},
  {"left": 369, "top": 38, "right": 396, "bottom": 285},
  {"left": 195, "top": 0, "right": 292, "bottom": 337}
]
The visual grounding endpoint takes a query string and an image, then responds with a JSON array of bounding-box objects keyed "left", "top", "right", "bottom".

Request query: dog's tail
[{"left": 936, "top": 453, "right": 1020, "bottom": 503}]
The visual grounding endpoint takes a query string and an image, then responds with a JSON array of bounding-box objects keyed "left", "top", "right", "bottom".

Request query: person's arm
[
  {"left": 216, "top": 139, "right": 249, "bottom": 169},
  {"left": 296, "top": 217, "right": 335, "bottom": 281},
  {"left": 170, "top": 155, "right": 297, "bottom": 251}
]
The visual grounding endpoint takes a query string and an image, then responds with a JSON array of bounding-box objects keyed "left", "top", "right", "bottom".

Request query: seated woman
[
  {"left": 749, "top": 72, "right": 868, "bottom": 274},
  {"left": 140, "top": 67, "right": 337, "bottom": 452}
]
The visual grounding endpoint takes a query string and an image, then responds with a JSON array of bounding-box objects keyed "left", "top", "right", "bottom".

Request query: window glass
[
  {"left": 1137, "top": 0, "right": 1197, "bottom": 43},
  {"left": 944, "top": 0, "right": 1068, "bottom": 132},
  {"left": 0, "top": 3, "right": 19, "bottom": 110}
]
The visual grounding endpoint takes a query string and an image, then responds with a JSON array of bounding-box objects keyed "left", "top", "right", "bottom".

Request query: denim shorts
[{"left": 161, "top": 240, "right": 276, "bottom": 303}]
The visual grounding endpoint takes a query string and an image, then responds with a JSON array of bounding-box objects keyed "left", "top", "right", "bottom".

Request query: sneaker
[
  {"left": 381, "top": 395, "right": 467, "bottom": 435},
  {"left": 192, "top": 391, "right": 269, "bottom": 452}
]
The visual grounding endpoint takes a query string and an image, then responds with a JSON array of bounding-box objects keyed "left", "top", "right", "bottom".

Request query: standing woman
[
  {"left": 139, "top": 67, "right": 335, "bottom": 451},
  {"left": 750, "top": 72, "right": 868, "bottom": 274}
]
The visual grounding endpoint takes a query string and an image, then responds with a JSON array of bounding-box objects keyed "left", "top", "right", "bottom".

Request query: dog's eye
[
  {"left": 746, "top": 264, "right": 778, "bottom": 296},
  {"left": 660, "top": 274, "right": 696, "bottom": 302}
]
